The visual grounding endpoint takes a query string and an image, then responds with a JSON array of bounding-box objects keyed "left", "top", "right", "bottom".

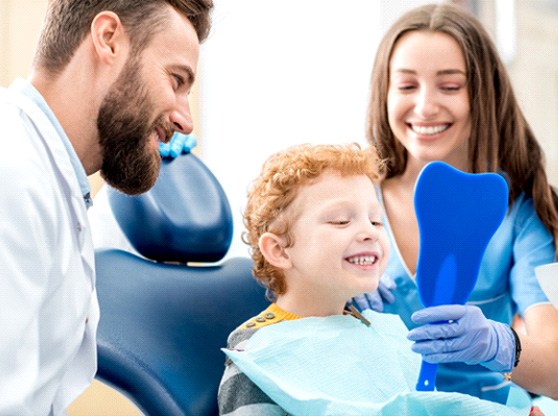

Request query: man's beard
[{"left": 97, "top": 58, "right": 170, "bottom": 195}]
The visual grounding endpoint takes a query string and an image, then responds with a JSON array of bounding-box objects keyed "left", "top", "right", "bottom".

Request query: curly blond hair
[{"left": 242, "top": 143, "right": 384, "bottom": 300}]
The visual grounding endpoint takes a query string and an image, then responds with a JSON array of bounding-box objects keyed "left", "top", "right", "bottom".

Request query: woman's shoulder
[{"left": 508, "top": 193, "right": 541, "bottom": 224}]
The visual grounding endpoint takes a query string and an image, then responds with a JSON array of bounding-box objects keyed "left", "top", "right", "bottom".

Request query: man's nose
[{"left": 170, "top": 96, "right": 194, "bottom": 134}]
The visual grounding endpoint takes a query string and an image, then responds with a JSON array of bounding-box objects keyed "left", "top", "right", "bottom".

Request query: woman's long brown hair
[{"left": 367, "top": 3, "right": 558, "bottom": 255}]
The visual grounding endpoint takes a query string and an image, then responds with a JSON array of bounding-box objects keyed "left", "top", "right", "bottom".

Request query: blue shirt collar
[{"left": 13, "top": 78, "right": 93, "bottom": 209}]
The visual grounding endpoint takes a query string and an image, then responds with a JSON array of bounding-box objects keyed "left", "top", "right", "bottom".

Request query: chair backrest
[{"left": 95, "top": 153, "right": 269, "bottom": 416}]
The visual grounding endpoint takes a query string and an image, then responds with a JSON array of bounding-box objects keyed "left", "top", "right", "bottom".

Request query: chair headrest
[{"left": 108, "top": 153, "right": 233, "bottom": 263}]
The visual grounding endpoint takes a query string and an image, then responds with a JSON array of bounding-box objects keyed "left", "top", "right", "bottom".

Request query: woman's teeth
[{"left": 411, "top": 124, "right": 449, "bottom": 135}]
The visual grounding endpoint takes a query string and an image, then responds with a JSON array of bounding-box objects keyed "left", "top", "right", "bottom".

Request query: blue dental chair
[{"left": 94, "top": 153, "right": 269, "bottom": 416}]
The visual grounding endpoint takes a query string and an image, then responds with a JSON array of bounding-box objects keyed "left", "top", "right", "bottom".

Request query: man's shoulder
[
  {"left": 0, "top": 93, "right": 45, "bottom": 156},
  {"left": 0, "top": 109, "right": 66, "bottom": 216},
  {"left": 0, "top": 97, "right": 31, "bottom": 131}
]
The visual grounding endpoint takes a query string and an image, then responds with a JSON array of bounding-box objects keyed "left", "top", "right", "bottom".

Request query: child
[
  {"left": 218, "top": 142, "right": 388, "bottom": 414},
  {"left": 217, "top": 143, "right": 537, "bottom": 415}
]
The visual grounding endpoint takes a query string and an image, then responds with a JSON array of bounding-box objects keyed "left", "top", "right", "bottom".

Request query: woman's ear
[
  {"left": 90, "top": 11, "right": 126, "bottom": 65},
  {"left": 259, "top": 232, "right": 292, "bottom": 270}
]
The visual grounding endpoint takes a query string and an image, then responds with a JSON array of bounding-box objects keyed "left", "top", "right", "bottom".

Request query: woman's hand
[{"left": 408, "top": 304, "right": 517, "bottom": 372}]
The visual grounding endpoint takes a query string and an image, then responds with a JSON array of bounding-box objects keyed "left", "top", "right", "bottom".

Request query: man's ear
[
  {"left": 90, "top": 11, "right": 127, "bottom": 64},
  {"left": 259, "top": 232, "right": 292, "bottom": 270}
]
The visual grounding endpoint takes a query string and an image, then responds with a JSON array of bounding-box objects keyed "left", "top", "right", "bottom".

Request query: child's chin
[
  {"left": 356, "top": 284, "right": 379, "bottom": 297},
  {"left": 366, "top": 279, "right": 381, "bottom": 292}
]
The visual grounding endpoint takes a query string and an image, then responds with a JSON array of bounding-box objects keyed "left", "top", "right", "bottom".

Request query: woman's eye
[
  {"left": 397, "top": 84, "right": 416, "bottom": 91},
  {"left": 440, "top": 84, "right": 464, "bottom": 92},
  {"left": 371, "top": 220, "right": 384, "bottom": 227}
]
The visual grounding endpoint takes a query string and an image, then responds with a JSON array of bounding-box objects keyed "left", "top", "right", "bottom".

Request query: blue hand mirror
[{"left": 413, "top": 161, "right": 508, "bottom": 391}]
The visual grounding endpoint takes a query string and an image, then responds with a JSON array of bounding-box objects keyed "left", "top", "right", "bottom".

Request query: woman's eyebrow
[
  {"left": 391, "top": 68, "right": 466, "bottom": 76},
  {"left": 436, "top": 68, "right": 466, "bottom": 76}
]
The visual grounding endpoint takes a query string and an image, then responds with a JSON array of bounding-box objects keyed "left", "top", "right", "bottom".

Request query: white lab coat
[{"left": 0, "top": 80, "right": 99, "bottom": 415}]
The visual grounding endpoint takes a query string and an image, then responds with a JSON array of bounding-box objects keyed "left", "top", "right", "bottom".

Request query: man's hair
[
  {"left": 33, "top": 0, "right": 213, "bottom": 75},
  {"left": 366, "top": 2, "right": 558, "bottom": 253},
  {"left": 243, "top": 143, "right": 384, "bottom": 299}
]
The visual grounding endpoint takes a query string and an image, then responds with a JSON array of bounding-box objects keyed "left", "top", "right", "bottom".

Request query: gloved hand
[
  {"left": 407, "top": 304, "right": 516, "bottom": 372},
  {"left": 351, "top": 274, "right": 396, "bottom": 312},
  {"left": 159, "top": 133, "right": 197, "bottom": 158}
]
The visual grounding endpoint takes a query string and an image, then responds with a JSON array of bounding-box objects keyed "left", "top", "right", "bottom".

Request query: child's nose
[{"left": 357, "top": 221, "right": 379, "bottom": 242}]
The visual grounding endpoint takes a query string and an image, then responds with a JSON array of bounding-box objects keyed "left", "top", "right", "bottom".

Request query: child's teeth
[{"left": 348, "top": 256, "right": 376, "bottom": 265}]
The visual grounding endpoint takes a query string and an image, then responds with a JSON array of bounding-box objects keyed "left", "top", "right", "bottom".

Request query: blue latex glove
[
  {"left": 159, "top": 133, "right": 197, "bottom": 158},
  {"left": 407, "top": 304, "right": 516, "bottom": 372},
  {"left": 351, "top": 274, "right": 396, "bottom": 312}
]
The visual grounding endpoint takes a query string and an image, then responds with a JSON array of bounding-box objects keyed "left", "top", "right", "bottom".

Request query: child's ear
[{"left": 259, "top": 232, "right": 292, "bottom": 270}]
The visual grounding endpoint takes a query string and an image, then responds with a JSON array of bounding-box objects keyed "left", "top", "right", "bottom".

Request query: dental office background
[{"left": 1, "top": 0, "right": 557, "bottom": 414}]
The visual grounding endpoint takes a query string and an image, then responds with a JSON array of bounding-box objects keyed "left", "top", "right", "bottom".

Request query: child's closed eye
[{"left": 328, "top": 219, "right": 350, "bottom": 225}]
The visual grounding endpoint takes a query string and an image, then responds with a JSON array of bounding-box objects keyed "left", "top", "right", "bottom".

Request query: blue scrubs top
[{"left": 378, "top": 187, "right": 555, "bottom": 404}]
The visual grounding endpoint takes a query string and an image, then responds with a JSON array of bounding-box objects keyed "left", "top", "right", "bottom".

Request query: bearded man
[{"left": 0, "top": 1, "right": 213, "bottom": 414}]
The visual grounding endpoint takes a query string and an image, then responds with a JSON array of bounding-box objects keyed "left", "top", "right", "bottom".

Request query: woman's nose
[{"left": 415, "top": 88, "right": 439, "bottom": 118}]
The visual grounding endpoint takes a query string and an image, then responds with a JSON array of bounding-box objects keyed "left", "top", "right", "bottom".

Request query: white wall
[
  {"left": 199, "top": 0, "right": 437, "bottom": 259},
  {"left": 507, "top": 0, "right": 558, "bottom": 185}
]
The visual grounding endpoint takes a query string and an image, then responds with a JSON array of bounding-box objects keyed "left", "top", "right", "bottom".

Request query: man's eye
[{"left": 173, "top": 74, "right": 185, "bottom": 88}]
